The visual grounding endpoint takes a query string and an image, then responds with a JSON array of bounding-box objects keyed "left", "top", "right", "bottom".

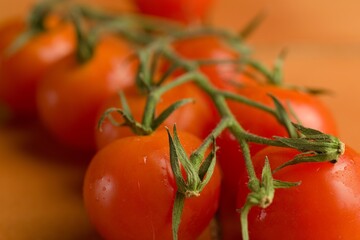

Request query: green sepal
[
  {"left": 198, "top": 137, "right": 217, "bottom": 192},
  {"left": 156, "top": 63, "right": 180, "bottom": 87},
  {"left": 286, "top": 85, "right": 333, "bottom": 96},
  {"left": 167, "top": 128, "right": 188, "bottom": 194},
  {"left": 239, "top": 11, "right": 267, "bottom": 39},
  {"left": 171, "top": 126, "right": 201, "bottom": 194},
  {"left": 269, "top": 94, "right": 298, "bottom": 138},
  {"left": 271, "top": 49, "right": 287, "bottom": 85},
  {"left": 259, "top": 157, "right": 275, "bottom": 208},
  {"left": 136, "top": 49, "right": 154, "bottom": 91},
  {"left": 117, "top": 91, "right": 134, "bottom": 121},
  {"left": 5, "top": 29, "right": 41, "bottom": 56},
  {"left": 151, "top": 98, "right": 194, "bottom": 130},
  {"left": 273, "top": 179, "right": 301, "bottom": 189}
]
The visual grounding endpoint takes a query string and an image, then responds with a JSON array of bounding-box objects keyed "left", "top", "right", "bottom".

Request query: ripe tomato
[
  {"left": 0, "top": 17, "right": 76, "bottom": 118},
  {"left": 170, "top": 35, "right": 256, "bottom": 91},
  {"left": 83, "top": 130, "right": 221, "bottom": 240},
  {"left": 216, "top": 84, "right": 338, "bottom": 239},
  {"left": 36, "top": 35, "right": 136, "bottom": 150},
  {"left": 132, "top": 0, "right": 215, "bottom": 24},
  {"left": 236, "top": 145, "right": 360, "bottom": 240},
  {"left": 95, "top": 81, "right": 219, "bottom": 149}
]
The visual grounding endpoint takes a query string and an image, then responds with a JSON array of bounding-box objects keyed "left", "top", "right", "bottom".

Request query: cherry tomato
[
  {"left": 236, "top": 145, "right": 360, "bottom": 240},
  {"left": 170, "top": 35, "right": 256, "bottom": 91},
  {"left": 36, "top": 35, "right": 136, "bottom": 150},
  {"left": 0, "top": 17, "right": 76, "bottom": 118},
  {"left": 95, "top": 81, "right": 218, "bottom": 149},
  {"left": 216, "top": 84, "right": 338, "bottom": 239},
  {"left": 132, "top": 0, "right": 215, "bottom": 25},
  {"left": 84, "top": 130, "right": 221, "bottom": 240}
]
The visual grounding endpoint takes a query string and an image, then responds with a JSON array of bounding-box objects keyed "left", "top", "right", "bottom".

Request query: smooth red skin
[
  {"left": 84, "top": 130, "right": 221, "bottom": 240},
  {"left": 0, "top": 17, "right": 76, "bottom": 118},
  {"left": 171, "top": 35, "right": 256, "bottom": 92},
  {"left": 36, "top": 36, "right": 136, "bottom": 150},
  {"left": 95, "top": 82, "right": 219, "bottom": 149},
  {"left": 236, "top": 146, "right": 360, "bottom": 240},
  {"left": 216, "top": 85, "right": 338, "bottom": 239},
  {"left": 132, "top": 0, "right": 214, "bottom": 24}
]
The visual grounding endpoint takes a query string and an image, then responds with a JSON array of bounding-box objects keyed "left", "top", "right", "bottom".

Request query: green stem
[
  {"left": 240, "top": 203, "right": 252, "bottom": 240},
  {"left": 192, "top": 72, "right": 259, "bottom": 182},
  {"left": 220, "top": 91, "right": 275, "bottom": 115}
]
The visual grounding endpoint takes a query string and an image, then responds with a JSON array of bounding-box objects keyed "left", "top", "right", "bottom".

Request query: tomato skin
[
  {"left": 132, "top": 0, "right": 214, "bottom": 24},
  {"left": 36, "top": 36, "right": 136, "bottom": 150},
  {"left": 236, "top": 145, "right": 360, "bottom": 240},
  {"left": 0, "top": 17, "right": 76, "bottom": 118},
  {"left": 95, "top": 81, "right": 219, "bottom": 149},
  {"left": 216, "top": 84, "right": 338, "bottom": 239},
  {"left": 171, "top": 35, "right": 256, "bottom": 91},
  {"left": 84, "top": 130, "right": 221, "bottom": 240}
]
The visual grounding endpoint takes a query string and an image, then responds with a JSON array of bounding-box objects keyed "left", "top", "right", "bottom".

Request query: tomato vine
[{"left": 7, "top": 1, "right": 346, "bottom": 239}]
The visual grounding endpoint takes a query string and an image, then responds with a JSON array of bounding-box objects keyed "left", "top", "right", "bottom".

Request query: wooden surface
[{"left": 1, "top": 0, "right": 360, "bottom": 239}]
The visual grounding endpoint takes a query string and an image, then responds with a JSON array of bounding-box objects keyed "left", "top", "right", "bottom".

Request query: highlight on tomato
[
  {"left": 83, "top": 129, "right": 221, "bottom": 240},
  {"left": 236, "top": 145, "right": 360, "bottom": 240},
  {"left": 216, "top": 84, "right": 338, "bottom": 239},
  {"left": 132, "top": 0, "right": 215, "bottom": 25},
  {"left": 95, "top": 80, "right": 218, "bottom": 149},
  {"left": 36, "top": 34, "right": 137, "bottom": 150},
  {"left": 0, "top": 14, "right": 76, "bottom": 118}
]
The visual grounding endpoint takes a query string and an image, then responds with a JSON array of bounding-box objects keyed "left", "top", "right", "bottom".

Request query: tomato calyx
[
  {"left": 274, "top": 123, "right": 345, "bottom": 171},
  {"left": 97, "top": 73, "right": 196, "bottom": 136},
  {"left": 239, "top": 158, "right": 300, "bottom": 240},
  {"left": 167, "top": 126, "right": 217, "bottom": 240}
]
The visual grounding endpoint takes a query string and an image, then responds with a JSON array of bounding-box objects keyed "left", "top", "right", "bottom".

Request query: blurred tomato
[
  {"left": 170, "top": 35, "right": 256, "bottom": 91},
  {"left": 37, "top": 35, "right": 136, "bottom": 150},
  {"left": 132, "top": 0, "right": 215, "bottom": 24},
  {"left": 0, "top": 16, "right": 76, "bottom": 118}
]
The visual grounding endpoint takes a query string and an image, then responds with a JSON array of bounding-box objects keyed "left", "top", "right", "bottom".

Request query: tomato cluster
[{"left": 1, "top": 0, "right": 360, "bottom": 240}]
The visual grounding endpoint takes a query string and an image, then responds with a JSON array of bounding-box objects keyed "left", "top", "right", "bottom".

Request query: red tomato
[
  {"left": 36, "top": 35, "right": 136, "bottom": 150},
  {"left": 132, "top": 0, "right": 215, "bottom": 24},
  {"left": 83, "top": 130, "right": 221, "bottom": 240},
  {"left": 236, "top": 145, "right": 360, "bottom": 240},
  {"left": 95, "top": 81, "right": 218, "bottom": 149},
  {"left": 0, "top": 17, "right": 76, "bottom": 118},
  {"left": 171, "top": 35, "right": 256, "bottom": 91},
  {"left": 216, "top": 84, "right": 338, "bottom": 239}
]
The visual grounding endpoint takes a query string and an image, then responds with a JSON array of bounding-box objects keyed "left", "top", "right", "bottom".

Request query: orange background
[{"left": 1, "top": 0, "right": 360, "bottom": 239}]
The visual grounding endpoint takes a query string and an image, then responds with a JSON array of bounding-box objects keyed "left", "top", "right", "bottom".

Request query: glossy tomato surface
[
  {"left": 216, "top": 84, "right": 338, "bottom": 239},
  {"left": 0, "top": 17, "right": 76, "bottom": 118},
  {"left": 132, "top": 0, "right": 215, "bottom": 24},
  {"left": 84, "top": 130, "right": 221, "bottom": 240},
  {"left": 237, "top": 145, "right": 360, "bottom": 240},
  {"left": 171, "top": 35, "right": 255, "bottom": 91},
  {"left": 37, "top": 36, "right": 136, "bottom": 150},
  {"left": 95, "top": 81, "right": 219, "bottom": 149}
]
